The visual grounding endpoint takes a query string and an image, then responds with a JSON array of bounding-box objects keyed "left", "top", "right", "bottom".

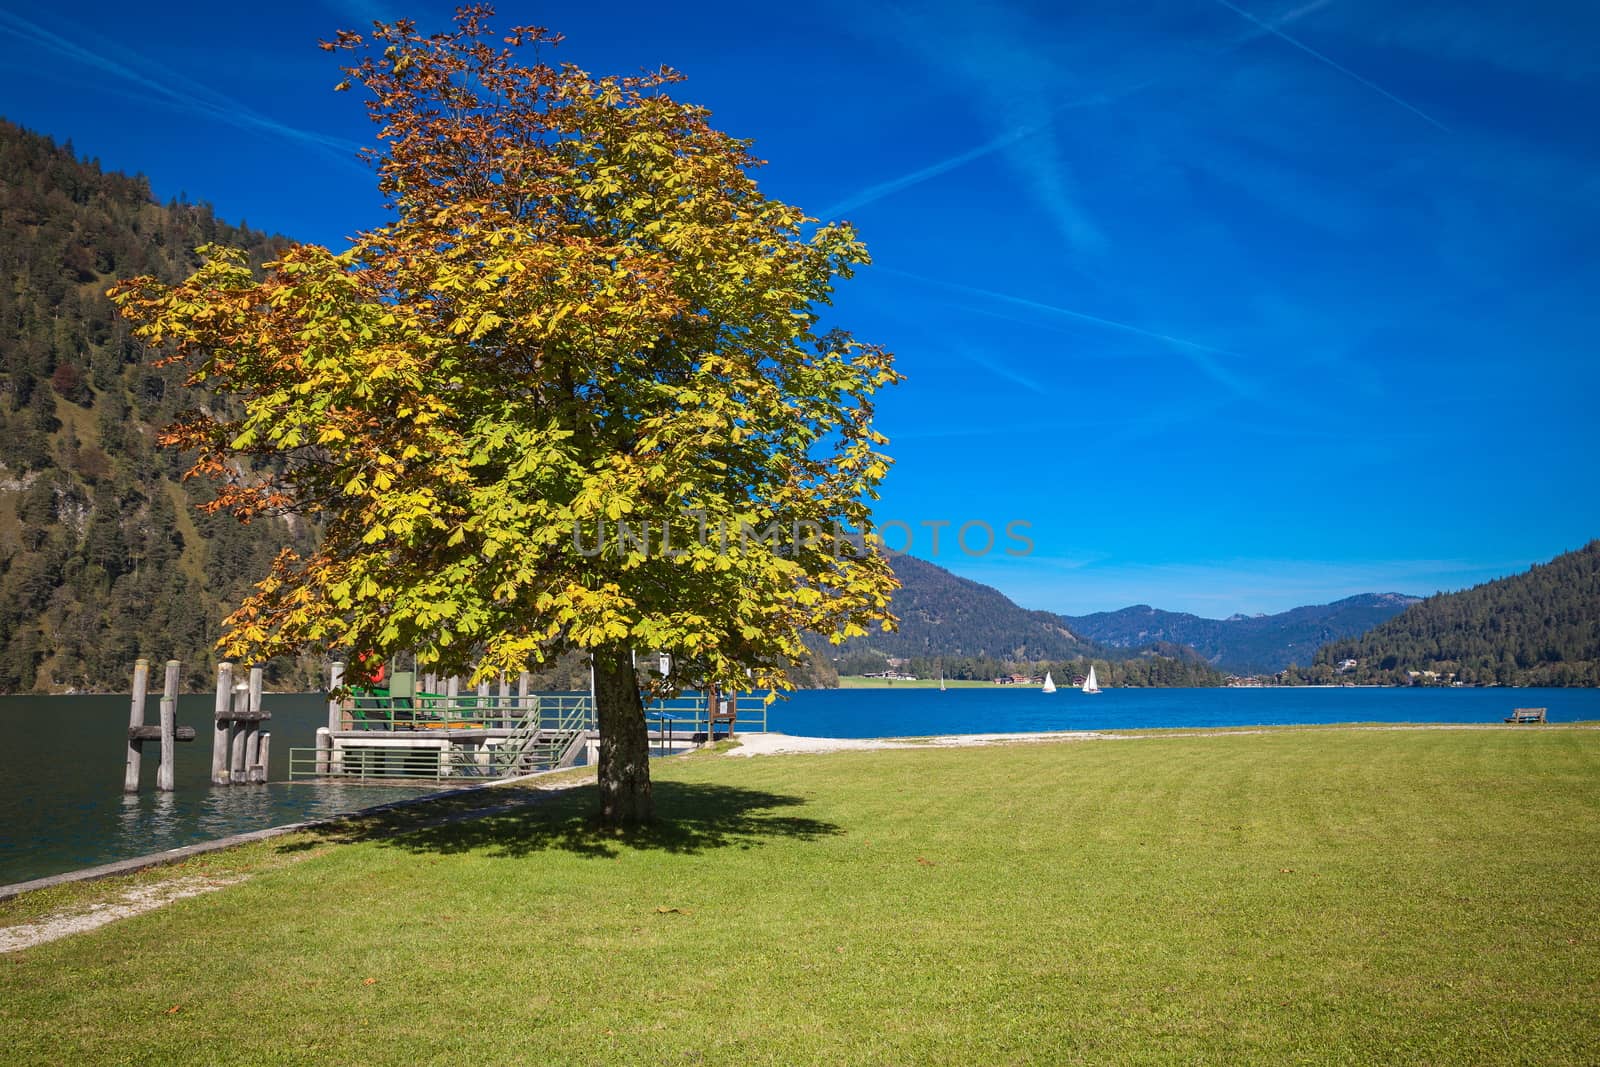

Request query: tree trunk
[{"left": 592, "top": 646, "right": 654, "bottom": 824}]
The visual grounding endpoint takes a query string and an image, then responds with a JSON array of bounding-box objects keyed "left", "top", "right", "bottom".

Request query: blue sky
[{"left": 2, "top": 0, "right": 1597, "bottom": 615}]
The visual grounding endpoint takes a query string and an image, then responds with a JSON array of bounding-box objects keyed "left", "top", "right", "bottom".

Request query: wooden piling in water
[
  {"left": 252, "top": 731, "right": 270, "bottom": 783},
  {"left": 230, "top": 677, "right": 249, "bottom": 784},
  {"left": 327, "top": 660, "right": 345, "bottom": 734},
  {"left": 204, "top": 667, "right": 275, "bottom": 787},
  {"left": 156, "top": 659, "right": 180, "bottom": 792},
  {"left": 518, "top": 670, "right": 530, "bottom": 710},
  {"left": 124, "top": 658, "right": 149, "bottom": 794},
  {"left": 241, "top": 666, "right": 264, "bottom": 782},
  {"left": 211, "top": 662, "right": 233, "bottom": 785},
  {"left": 243, "top": 723, "right": 261, "bottom": 782},
  {"left": 230, "top": 728, "right": 248, "bottom": 783},
  {"left": 122, "top": 655, "right": 201, "bottom": 793},
  {"left": 315, "top": 726, "right": 332, "bottom": 774}
]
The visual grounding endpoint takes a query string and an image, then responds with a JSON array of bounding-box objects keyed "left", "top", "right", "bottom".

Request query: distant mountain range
[
  {"left": 1063, "top": 594, "right": 1422, "bottom": 675},
  {"left": 840, "top": 554, "right": 1097, "bottom": 662},
  {"left": 1306, "top": 540, "right": 1600, "bottom": 687},
  {"left": 833, "top": 555, "right": 1421, "bottom": 675}
]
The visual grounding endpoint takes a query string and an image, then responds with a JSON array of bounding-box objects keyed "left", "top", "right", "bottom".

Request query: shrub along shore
[{"left": 2, "top": 725, "right": 1598, "bottom": 1064}]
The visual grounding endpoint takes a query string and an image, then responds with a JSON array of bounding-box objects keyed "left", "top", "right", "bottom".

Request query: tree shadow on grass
[{"left": 278, "top": 781, "right": 842, "bottom": 860}]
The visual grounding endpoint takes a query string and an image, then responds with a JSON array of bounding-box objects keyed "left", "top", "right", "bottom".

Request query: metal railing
[
  {"left": 288, "top": 745, "right": 451, "bottom": 781},
  {"left": 498, "top": 695, "right": 591, "bottom": 776},
  {"left": 288, "top": 736, "right": 574, "bottom": 782},
  {"left": 645, "top": 694, "right": 767, "bottom": 742},
  {"left": 338, "top": 691, "right": 595, "bottom": 733},
  {"left": 289, "top": 689, "right": 768, "bottom": 782}
]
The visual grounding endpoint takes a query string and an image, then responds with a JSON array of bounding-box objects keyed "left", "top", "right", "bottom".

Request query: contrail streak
[
  {"left": 1207, "top": 0, "right": 1450, "bottom": 131},
  {"left": 883, "top": 266, "right": 1258, "bottom": 399},
  {"left": 958, "top": 348, "right": 1052, "bottom": 397},
  {"left": 822, "top": 0, "right": 1342, "bottom": 220},
  {"left": 821, "top": 82, "right": 1155, "bottom": 221},
  {"left": 0, "top": 10, "right": 365, "bottom": 164},
  {"left": 823, "top": 124, "right": 1034, "bottom": 219}
]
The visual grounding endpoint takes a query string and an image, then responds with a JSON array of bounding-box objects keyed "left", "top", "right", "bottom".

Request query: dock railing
[
  {"left": 288, "top": 745, "right": 455, "bottom": 781},
  {"left": 289, "top": 689, "right": 769, "bottom": 782},
  {"left": 339, "top": 689, "right": 766, "bottom": 738},
  {"left": 340, "top": 689, "right": 593, "bottom": 733}
]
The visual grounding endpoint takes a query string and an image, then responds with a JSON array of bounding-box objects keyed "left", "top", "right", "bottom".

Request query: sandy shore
[
  {"left": 725, "top": 730, "right": 1112, "bottom": 757},
  {"left": 721, "top": 722, "right": 1597, "bottom": 757}
]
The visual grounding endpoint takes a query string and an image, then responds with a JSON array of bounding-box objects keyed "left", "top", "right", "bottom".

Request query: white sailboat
[
  {"left": 1082, "top": 665, "right": 1102, "bottom": 694},
  {"left": 939, "top": 669, "right": 947, "bottom": 692},
  {"left": 1041, "top": 671, "right": 1056, "bottom": 694}
]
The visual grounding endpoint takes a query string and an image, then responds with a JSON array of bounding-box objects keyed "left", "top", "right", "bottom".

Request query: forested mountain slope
[
  {"left": 0, "top": 119, "right": 317, "bottom": 692},
  {"left": 844, "top": 554, "right": 1094, "bottom": 662},
  {"left": 1306, "top": 542, "right": 1600, "bottom": 686}
]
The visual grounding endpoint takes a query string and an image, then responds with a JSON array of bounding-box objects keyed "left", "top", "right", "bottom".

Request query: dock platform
[{"left": 289, "top": 681, "right": 767, "bottom": 783}]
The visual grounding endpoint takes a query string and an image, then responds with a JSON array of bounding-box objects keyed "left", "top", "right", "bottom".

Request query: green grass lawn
[{"left": 3, "top": 728, "right": 1599, "bottom": 1064}]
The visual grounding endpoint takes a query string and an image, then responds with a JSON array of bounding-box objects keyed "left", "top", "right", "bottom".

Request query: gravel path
[{"left": 0, "top": 876, "right": 243, "bottom": 953}]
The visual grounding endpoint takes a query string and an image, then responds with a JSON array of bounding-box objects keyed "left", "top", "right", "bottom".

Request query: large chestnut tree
[{"left": 111, "top": 9, "right": 899, "bottom": 823}]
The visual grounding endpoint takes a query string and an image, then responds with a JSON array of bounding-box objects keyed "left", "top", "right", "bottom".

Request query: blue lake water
[
  {"left": 0, "top": 692, "right": 440, "bottom": 889},
  {"left": 762, "top": 685, "right": 1600, "bottom": 738},
  {"left": 2, "top": 686, "right": 1596, "bottom": 886}
]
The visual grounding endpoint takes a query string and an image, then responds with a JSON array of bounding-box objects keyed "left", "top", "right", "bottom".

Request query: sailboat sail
[
  {"left": 1082, "top": 665, "right": 1101, "bottom": 694},
  {"left": 939, "top": 669, "right": 947, "bottom": 692},
  {"left": 1041, "top": 671, "right": 1056, "bottom": 693}
]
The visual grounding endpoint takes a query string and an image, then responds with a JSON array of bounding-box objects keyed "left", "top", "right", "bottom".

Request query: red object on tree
[{"left": 356, "top": 651, "right": 386, "bottom": 685}]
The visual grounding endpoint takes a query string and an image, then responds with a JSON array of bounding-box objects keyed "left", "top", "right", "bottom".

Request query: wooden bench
[{"left": 1504, "top": 707, "right": 1547, "bottom": 724}]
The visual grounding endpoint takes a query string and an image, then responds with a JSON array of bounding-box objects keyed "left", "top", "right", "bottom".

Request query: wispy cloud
[
  {"left": 1206, "top": 0, "right": 1450, "bottom": 131},
  {"left": 826, "top": 0, "right": 1341, "bottom": 223},
  {"left": 0, "top": 9, "right": 364, "bottom": 167},
  {"left": 1363, "top": 4, "right": 1600, "bottom": 85},
  {"left": 845, "top": 1, "right": 1112, "bottom": 253}
]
